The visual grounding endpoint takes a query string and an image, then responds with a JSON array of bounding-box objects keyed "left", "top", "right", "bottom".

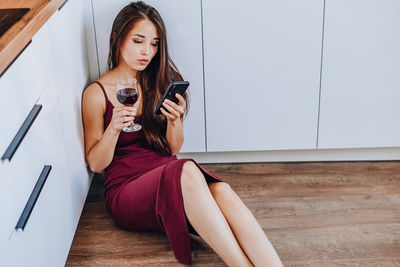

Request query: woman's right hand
[{"left": 108, "top": 106, "right": 135, "bottom": 135}]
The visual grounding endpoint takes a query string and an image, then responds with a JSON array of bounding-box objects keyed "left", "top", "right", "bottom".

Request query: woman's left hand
[{"left": 160, "top": 93, "right": 186, "bottom": 123}]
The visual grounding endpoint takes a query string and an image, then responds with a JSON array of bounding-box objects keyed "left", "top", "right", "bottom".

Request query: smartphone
[{"left": 155, "top": 81, "right": 189, "bottom": 115}]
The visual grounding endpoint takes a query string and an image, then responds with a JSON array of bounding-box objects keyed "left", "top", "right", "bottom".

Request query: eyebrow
[{"left": 132, "top": 33, "right": 160, "bottom": 40}]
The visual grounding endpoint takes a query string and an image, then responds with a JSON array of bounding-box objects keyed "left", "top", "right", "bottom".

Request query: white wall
[{"left": 91, "top": 0, "right": 206, "bottom": 152}]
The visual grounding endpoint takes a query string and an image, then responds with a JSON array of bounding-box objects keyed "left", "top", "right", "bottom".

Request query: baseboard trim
[{"left": 178, "top": 147, "right": 400, "bottom": 163}]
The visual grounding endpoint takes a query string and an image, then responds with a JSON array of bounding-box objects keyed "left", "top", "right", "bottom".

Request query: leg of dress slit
[{"left": 156, "top": 158, "right": 223, "bottom": 265}]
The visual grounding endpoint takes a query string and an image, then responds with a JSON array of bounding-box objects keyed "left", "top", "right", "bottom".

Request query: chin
[
  {"left": 135, "top": 64, "right": 147, "bottom": 71},
  {"left": 126, "top": 62, "right": 146, "bottom": 72}
]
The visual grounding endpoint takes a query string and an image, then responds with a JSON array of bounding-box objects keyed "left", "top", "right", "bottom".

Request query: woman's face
[{"left": 119, "top": 19, "right": 160, "bottom": 71}]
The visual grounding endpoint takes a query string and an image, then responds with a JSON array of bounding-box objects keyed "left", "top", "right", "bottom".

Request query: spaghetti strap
[{"left": 93, "top": 81, "right": 108, "bottom": 102}]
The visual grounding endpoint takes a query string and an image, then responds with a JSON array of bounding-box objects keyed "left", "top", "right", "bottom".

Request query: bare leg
[
  {"left": 208, "top": 182, "right": 284, "bottom": 267},
  {"left": 180, "top": 161, "right": 252, "bottom": 266}
]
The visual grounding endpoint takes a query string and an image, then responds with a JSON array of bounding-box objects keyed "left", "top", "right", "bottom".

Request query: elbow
[
  {"left": 89, "top": 164, "right": 103, "bottom": 174},
  {"left": 85, "top": 147, "right": 108, "bottom": 173},
  {"left": 87, "top": 158, "right": 105, "bottom": 173}
]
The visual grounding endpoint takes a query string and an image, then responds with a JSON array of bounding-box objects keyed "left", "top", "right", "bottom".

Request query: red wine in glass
[
  {"left": 117, "top": 88, "right": 138, "bottom": 106},
  {"left": 116, "top": 78, "right": 142, "bottom": 132}
]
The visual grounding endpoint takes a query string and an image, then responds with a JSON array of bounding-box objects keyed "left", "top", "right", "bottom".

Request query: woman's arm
[
  {"left": 161, "top": 94, "right": 186, "bottom": 155},
  {"left": 166, "top": 118, "right": 184, "bottom": 155},
  {"left": 82, "top": 84, "right": 134, "bottom": 172}
]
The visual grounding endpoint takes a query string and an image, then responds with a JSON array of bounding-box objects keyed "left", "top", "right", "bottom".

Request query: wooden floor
[{"left": 66, "top": 161, "right": 400, "bottom": 266}]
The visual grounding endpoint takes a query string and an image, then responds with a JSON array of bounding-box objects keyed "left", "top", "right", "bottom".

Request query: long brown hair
[{"left": 108, "top": 1, "right": 189, "bottom": 155}]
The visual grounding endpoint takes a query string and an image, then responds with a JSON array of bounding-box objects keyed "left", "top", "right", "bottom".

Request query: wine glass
[{"left": 116, "top": 78, "right": 142, "bottom": 132}]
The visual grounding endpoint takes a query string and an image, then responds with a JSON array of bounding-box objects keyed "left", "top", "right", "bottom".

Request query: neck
[{"left": 113, "top": 61, "right": 138, "bottom": 79}]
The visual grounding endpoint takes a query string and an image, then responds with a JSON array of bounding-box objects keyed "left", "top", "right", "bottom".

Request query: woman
[{"left": 82, "top": 1, "right": 283, "bottom": 266}]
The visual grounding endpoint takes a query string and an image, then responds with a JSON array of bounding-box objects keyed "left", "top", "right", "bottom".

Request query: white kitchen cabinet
[
  {"left": 0, "top": 19, "right": 55, "bottom": 253},
  {"left": 0, "top": 0, "right": 91, "bottom": 264},
  {"left": 0, "top": 80, "right": 63, "bottom": 253},
  {"left": 47, "top": 0, "right": 91, "bottom": 230},
  {"left": 1, "top": 141, "right": 73, "bottom": 267},
  {"left": 318, "top": 0, "right": 400, "bottom": 149},
  {"left": 92, "top": 0, "right": 206, "bottom": 152},
  {"left": 202, "top": 0, "right": 324, "bottom": 152},
  {"left": 46, "top": 0, "right": 90, "bottom": 90},
  {"left": 0, "top": 21, "right": 53, "bottom": 156},
  {"left": 58, "top": 82, "right": 91, "bottom": 227}
]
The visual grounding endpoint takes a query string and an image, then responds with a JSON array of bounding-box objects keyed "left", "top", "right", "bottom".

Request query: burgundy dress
[{"left": 94, "top": 81, "right": 222, "bottom": 265}]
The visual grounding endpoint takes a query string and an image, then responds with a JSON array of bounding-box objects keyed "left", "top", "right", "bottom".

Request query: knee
[
  {"left": 208, "top": 182, "right": 234, "bottom": 200},
  {"left": 181, "top": 161, "right": 205, "bottom": 188},
  {"left": 182, "top": 161, "right": 199, "bottom": 178}
]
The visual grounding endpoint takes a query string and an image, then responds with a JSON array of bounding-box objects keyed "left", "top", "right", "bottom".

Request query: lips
[{"left": 138, "top": 59, "right": 149, "bottom": 65}]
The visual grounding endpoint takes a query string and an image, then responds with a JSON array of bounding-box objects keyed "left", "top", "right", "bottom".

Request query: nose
[{"left": 141, "top": 44, "right": 150, "bottom": 56}]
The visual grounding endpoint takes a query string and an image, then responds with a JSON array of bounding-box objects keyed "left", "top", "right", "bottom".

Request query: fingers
[
  {"left": 114, "top": 106, "right": 135, "bottom": 114},
  {"left": 160, "top": 107, "right": 176, "bottom": 120},
  {"left": 175, "top": 93, "right": 186, "bottom": 109},
  {"left": 163, "top": 98, "right": 185, "bottom": 114},
  {"left": 117, "top": 114, "right": 134, "bottom": 125},
  {"left": 122, "top": 109, "right": 136, "bottom": 117},
  {"left": 121, "top": 115, "right": 134, "bottom": 123},
  {"left": 162, "top": 100, "right": 182, "bottom": 118},
  {"left": 113, "top": 106, "right": 136, "bottom": 117},
  {"left": 123, "top": 120, "right": 133, "bottom": 127},
  {"left": 111, "top": 106, "right": 135, "bottom": 131}
]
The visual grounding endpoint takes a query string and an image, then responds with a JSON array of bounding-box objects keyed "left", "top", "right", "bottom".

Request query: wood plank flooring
[{"left": 65, "top": 161, "right": 400, "bottom": 266}]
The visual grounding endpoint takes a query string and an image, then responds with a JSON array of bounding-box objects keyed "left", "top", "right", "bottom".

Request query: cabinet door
[
  {"left": 0, "top": 80, "right": 61, "bottom": 252},
  {"left": 1, "top": 149, "right": 73, "bottom": 267},
  {"left": 0, "top": 21, "right": 53, "bottom": 155},
  {"left": 46, "top": 0, "right": 89, "bottom": 88},
  {"left": 58, "top": 83, "right": 91, "bottom": 228},
  {"left": 46, "top": 0, "right": 91, "bottom": 230},
  {"left": 92, "top": 0, "right": 206, "bottom": 152},
  {"left": 203, "top": 0, "right": 324, "bottom": 152},
  {"left": 318, "top": 0, "right": 400, "bottom": 149}
]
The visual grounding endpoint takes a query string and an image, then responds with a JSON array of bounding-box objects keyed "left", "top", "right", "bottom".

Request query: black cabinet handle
[
  {"left": 16, "top": 165, "right": 52, "bottom": 230},
  {"left": 0, "top": 40, "right": 32, "bottom": 78},
  {"left": 58, "top": 0, "right": 69, "bottom": 11},
  {"left": 1, "top": 104, "right": 42, "bottom": 161}
]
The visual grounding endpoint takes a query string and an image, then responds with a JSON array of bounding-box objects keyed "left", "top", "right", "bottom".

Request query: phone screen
[{"left": 155, "top": 81, "right": 189, "bottom": 115}]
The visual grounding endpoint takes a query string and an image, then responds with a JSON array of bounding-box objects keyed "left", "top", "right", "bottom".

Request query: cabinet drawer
[
  {"left": 0, "top": 84, "right": 61, "bottom": 251},
  {"left": 1, "top": 151, "right": 73, "bottom": 267},
  {"left": 0, "top": 20, "right": 53, "bottom": 155}
]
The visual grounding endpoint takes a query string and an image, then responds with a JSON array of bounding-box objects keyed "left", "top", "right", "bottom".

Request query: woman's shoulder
[
  {"left": 84, "top": 70, "right": 113, "bottom": 96},
  {"left": 82, "top": 81, "right": 107, "bottom": 112},
  {"left": 84, "top": 81, "right": 104, "bottom": 99}
]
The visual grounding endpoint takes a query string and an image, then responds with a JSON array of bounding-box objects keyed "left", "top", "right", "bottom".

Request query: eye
[
  {"left": 133, "top": 40, "right": 142, "bottom": 44},
  {"left": 152, "top": 43, "right": 159, "bottom": 47}
]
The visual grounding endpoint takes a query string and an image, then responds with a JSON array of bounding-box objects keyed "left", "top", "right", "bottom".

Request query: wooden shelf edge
[{"left": 0, "top": 0, "right": 65, "bottom": 76}]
